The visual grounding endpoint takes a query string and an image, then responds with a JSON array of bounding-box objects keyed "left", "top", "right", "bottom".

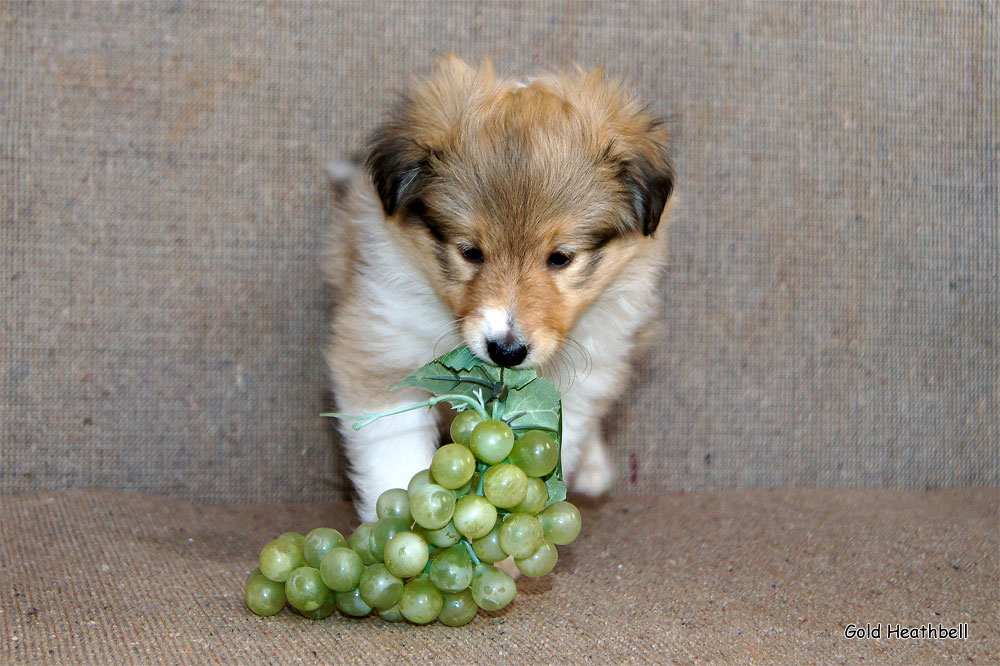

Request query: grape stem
[
  {"left": 425, "top": 375, "right": 495, "bottom": 390},
  {"left": 511, "top": 425, "right": 558, "bottom": 433},
  {"left": 503, "top": 411, "right": 526, "bottom": 425},
  {"left": 492, "top": 397, "right": 505, "bottom": 421},
  {"left": 462, "top": 539, "right": 481, "bottom": 567},
  {"left": 423, "top": 545, "right": 435, "bottom": 574},
  {"left": 323, "top": 393, "right": 490, "bottom": 430}
]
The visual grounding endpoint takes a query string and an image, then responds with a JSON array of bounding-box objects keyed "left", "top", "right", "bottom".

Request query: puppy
[{"left": 324, "top": 56, "right": 674, "bottom": 522}]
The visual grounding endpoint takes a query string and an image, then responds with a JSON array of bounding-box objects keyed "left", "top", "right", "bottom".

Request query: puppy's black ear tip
[
  {"left": 642, "top": 174, "right": 674, "bottom": 236},
  {"left": 365, "top": 137, "right": 415, "bottom": 217},
  {"left": 364, "top": 108, "right": 432, "bottom": 218}
]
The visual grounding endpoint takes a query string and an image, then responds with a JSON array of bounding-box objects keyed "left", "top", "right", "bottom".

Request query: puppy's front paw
[{"left": 570, "top": 439, "right": 614, "bottom": 496}]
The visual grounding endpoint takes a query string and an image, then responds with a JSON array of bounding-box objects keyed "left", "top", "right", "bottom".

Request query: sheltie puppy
[{"left": 324, "top": 55, "right": 674, "bottom": 522}]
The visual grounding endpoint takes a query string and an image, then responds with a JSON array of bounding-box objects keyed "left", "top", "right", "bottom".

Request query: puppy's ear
[
  {"left": 577, "top": 67, "right": 675, "bottom": 236},
  {"left": 622, "top": 154, "right": 674, "bottom": 236},
  {"left": 365, "top": 111, "right": 429, "bottom": 217},
  {"left": 366, "top": 55, "right": 491, "bottom": 217}
]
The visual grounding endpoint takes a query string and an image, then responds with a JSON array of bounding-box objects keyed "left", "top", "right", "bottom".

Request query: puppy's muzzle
[{"left": 486, "top": 338, "right": 529, "bottom": 367}]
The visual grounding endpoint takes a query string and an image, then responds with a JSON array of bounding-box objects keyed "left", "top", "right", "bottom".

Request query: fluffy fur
[{"left": 323, "top": 56, "right": 674, "bottom": 521}]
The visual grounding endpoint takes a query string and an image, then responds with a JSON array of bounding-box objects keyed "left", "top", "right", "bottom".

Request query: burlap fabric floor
[{"left": 2, "top": 489, "right": 996, "bottom": 664}]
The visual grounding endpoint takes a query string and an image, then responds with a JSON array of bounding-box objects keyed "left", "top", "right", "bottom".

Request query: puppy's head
[{"left": 367, "top": 55, "right": 674, "bottom": 368}]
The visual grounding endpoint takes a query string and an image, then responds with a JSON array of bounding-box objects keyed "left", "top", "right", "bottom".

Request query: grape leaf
[
  {"left": 542, "top": 403, "right": 566, "bottom": 506},
  {"left": 437, "top": 349, "right": 535, "bottom": 390},
  {"left": 393, "top": 359, "right": 496, "bottom": 407},
  {"left": 500, "top": 375, "right": 561, "bottom": 433},
  {"left": 497, "top": 366, "right": 536, "bottom": 390},
  {"left": 438, "top": 347, "right": 481, "bottom": 373},
  {"left": 544, "top": 472, "right": 567, "bottom": 505}
]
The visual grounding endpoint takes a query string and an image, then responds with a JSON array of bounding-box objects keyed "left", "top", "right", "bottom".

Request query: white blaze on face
[
  {"left": 481, "top": 307, "right": 512, "bottom": 342},
  {"left": 470, "top": 306, "right": 535, "bottom": 367}
]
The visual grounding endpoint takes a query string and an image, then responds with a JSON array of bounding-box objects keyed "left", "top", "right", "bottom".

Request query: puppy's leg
[
  {"left": 571, "top": 429, "right": 614, "bottom": 496},
  {"left": 338, "top": 391, "right": 440, "bottom": 522},
  {"left": 560, "top": 409, "right": 614, "bottom": 496}
]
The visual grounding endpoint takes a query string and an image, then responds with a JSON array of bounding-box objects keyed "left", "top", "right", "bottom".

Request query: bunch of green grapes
[{"left": 245, "top": 415, "right": 581, "bottom": 626}]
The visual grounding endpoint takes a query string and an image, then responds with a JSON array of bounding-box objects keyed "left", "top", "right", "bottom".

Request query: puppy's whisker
[
  {"left": 430, "top": 316, "right": 469, "bottom": 356},
  {"left": 566, "top": 338, "right": 593, "bottom": 384},
  {"left": 577, "top": 338, "right": 595, "bottom": 379},
  {"left": 549, "top": 343, "right": 577, "bottom": 393}
]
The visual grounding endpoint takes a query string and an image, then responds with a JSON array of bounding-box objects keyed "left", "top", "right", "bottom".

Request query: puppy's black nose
[{"left": 486, "top": 339, "right": 529, "bottom": 367}]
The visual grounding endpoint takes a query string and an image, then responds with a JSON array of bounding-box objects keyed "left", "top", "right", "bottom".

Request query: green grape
[
  {"left": 450, "top": 409, "right": 483, "bottom": 446},
  {"left": 284, "top": 566, "right": 329, "bottom": 613},
  {"left": 348, "top": 522, "right": 379, "bottom": 565},
  {"left": 428, "top": 544, "right": 474, "bottom": 593},
  {"left": 471, "top": 519, "right": 507, "bottom": 563},
  {"left": 498, "top": 513, "right": 544, "bottom": 559},
  {"left": 245, "top": 568, "right": 286, "bottom": 616},
  {"left": 277, "top": 532, "right": 306, "bottom": 550},
  {"left": 482, "top": 463, "right": 529, "bottom": 508},
  {"left": 359, "top": 563, "right": 404, "bottom": 611},
  {"left": 538, "top": 501, "right": 582, "bottom": 545},
  {"left": 295, "top": 593, "right": 337, "bottom": 620},
  {"left": 471, "top": 565, "right": 516, "bottom": 611},
  {"left": 509, "top": 430, "right": 559, "bottom": 477},
  {"left": 335, "top": 586, "right": 373, "bottom": 617},
  {"left": 303, "top": 528, "right": 346, "bottom": 569},
  {"left": 370, "top": 516, "right": 411, "bottom": 561},
  {"left": 512, "top": 477, "right": 547, "bottom": 515},
  {"left": 430, "top": 443, "right": 476, "bottom": 489},
  {"left": 452, "top": 494, "right": 497, "bottom": 539},
  {"left": 470, "top": 419, "right": 515, "bottom": 464},
  {"left": 417, "top": 520, "right": 461, "bottom": 548},
  {"left": 376, "top": 488, "right": 412, "bottom": 523},
  {"left": 515, "top": 540, "right": 558, "bottom": 577},
  {"left": 378, "top": 604, "right": 405, "bottom": 622},
  {"left": 319, "top": 547, "right": 364, "bottom": 592},
  {"left": 409, "top": 483, "right": 456, "bottom": 530},
  {"left": 383, "top": 531, "right": 429, "bottom": 579},
  {"left": 399, "top": 574, "right": 444, "bottom": 625},
  {"left": 259, "top": 538, "right": 305, "bottom": 583},
  {"left": 438, "top": 588, "right": 478, "bottom": 627},
  {"left": 407, "top": 469, "right": 433, "bottom": 496}
]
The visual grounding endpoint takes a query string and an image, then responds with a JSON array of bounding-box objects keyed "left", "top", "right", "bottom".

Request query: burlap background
[{"left": 3, "top": 1, "right": 998, "bottom": 503}]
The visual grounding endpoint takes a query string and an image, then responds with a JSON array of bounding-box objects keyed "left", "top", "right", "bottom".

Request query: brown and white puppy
[{"left": 324, "top": 56, "right": 674, "bottom": 521}]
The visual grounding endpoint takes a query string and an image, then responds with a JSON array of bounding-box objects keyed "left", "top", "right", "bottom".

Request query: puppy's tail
[{"left": 325, "top": 153, "right": 365, "bottom": 192}]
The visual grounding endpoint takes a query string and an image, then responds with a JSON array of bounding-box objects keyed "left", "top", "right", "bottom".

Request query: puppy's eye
[
  {"left": 460, "top": 246, "right": 484, "bottom": 264},
  {"left": 547, "top": 251, "right": 573, "bottom": 268}
]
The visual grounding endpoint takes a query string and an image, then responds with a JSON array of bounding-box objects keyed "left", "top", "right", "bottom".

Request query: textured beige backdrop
[{"left": 2, "top": 1, "right": 997, "bottom": 502}]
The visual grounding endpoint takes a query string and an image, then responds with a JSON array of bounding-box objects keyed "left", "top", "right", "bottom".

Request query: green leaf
[
  {"left": 501, "top": 376, "right": 561, "bottom": 433},
  {"left": 544, "top": 475, "right": 567, "bottom": 506},
  {"left": 393, "top": 358, "right": 496, "bottom": 409},
  {"left": 437, "top": 349, "right": 535, "bottom": 388},
  {"left": 542, "top": 401, "right": 565, "bottom": 506},
  {"left": 438, "top": 347, "right": 482, "bottom": 373},
  {"left": 498, "top": 366, "right": 536, "bottom": 390}
]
